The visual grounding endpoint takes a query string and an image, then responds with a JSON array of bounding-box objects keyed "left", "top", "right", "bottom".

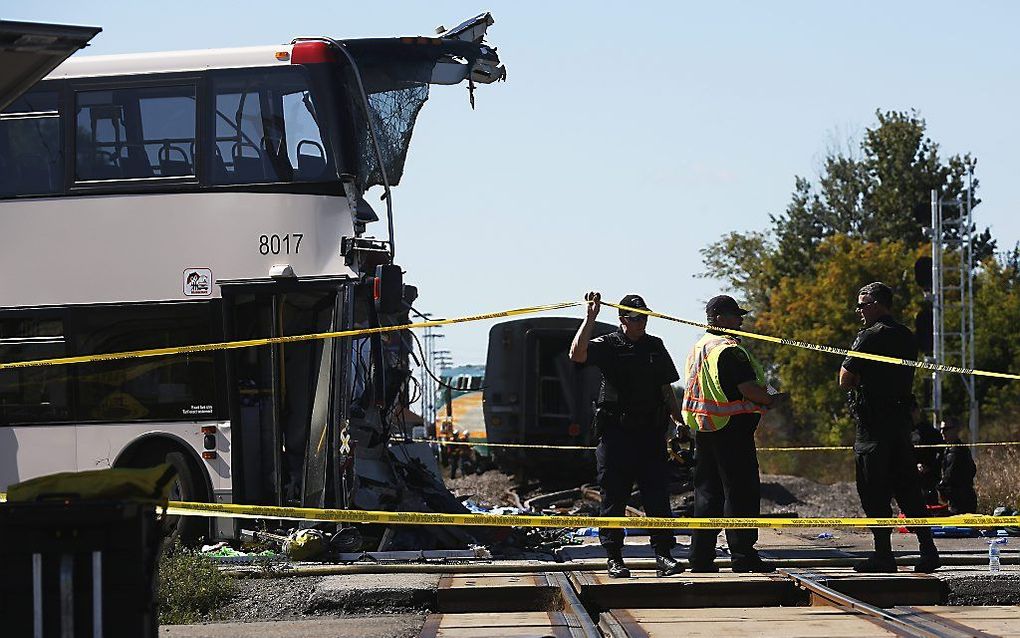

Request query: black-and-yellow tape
[
  {"left": 2, "top": 297, "right": 1018, "bottom": 381},
  {"left": 0, "top": 492, "right": 1014, "bottom": 528},
  {"left": 416, "top": 439, "right": 1020, "bottom": 452},
  {"left": 606, "top": 301, "right": 1020, "bottom": 381},
  {"left": 164, "top": 499, "right": 1020, "bottom": 529},
  {"left": 0, "top": 301, "right": 581, "bottom": 370}
]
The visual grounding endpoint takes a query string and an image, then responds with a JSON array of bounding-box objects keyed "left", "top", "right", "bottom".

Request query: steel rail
[
  {"left": 548, "top": 572, "right": 602, "bottom": 638},
  {"left": 778, "top": 569, "right": 976, "bottom": 638}
]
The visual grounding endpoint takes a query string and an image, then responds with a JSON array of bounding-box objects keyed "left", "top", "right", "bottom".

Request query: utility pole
[{"left": 422, "top": 331, "right": 445, "bottom": 427}]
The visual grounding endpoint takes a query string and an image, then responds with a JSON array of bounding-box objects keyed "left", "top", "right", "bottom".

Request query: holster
[{"left": 592, "top": 403, "right": 621, "bottom": 440}]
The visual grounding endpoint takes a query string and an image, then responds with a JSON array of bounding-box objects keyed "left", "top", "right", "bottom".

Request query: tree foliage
[{"left": 701, "top": 109, "right": 1009, "bottom": 444}]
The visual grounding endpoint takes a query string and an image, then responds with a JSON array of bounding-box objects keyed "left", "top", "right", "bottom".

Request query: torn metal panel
[{"left": 334, "top": 14, "right": 506, "bottom": 190}]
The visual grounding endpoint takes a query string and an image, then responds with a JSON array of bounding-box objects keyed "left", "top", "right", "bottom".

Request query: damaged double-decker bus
[{"left": 0, "top": 14, "right": 505, "bottom": 546}]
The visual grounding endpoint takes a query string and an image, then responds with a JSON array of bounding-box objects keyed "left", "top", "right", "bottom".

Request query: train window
[
  {"left": 75, "top": 85, "right": 197, "bottom": 181},
  {"left": 73, "top": 304, "right": 216, "bottom": 422},
  {"left": 0, "top": 317, "right": 71, "bottom": 424},
  {"left": 0, "top": 89, "right": 62, "bottom": 198}
]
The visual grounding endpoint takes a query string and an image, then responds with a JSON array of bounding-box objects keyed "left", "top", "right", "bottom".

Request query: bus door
[{"left": 222, "top": 283, "right": 352, "bottom": 509}]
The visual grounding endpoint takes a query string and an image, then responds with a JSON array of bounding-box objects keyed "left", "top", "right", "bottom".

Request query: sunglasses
[
  {"left": 620, "top": 315, "right": 647, "bottom": 322},
  {"left": 855, "top": 300, "right": 878, "bottom": 310}
]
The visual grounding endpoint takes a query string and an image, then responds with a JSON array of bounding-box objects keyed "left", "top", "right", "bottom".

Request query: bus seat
[
  {"left": 295, "top": 139, "right": 326, "bottom": 181},
  {"left": 158, "top": 145, "right": 191, "bottom": 177},
  {"left": 232, "top": 155, "right": 264, "bottom": 182},
  {"left": 159, "top": 158, "right": 191, "bottom": 177},
  {"left": 297, "top": 152, "right": 325, "bottom": 180}
]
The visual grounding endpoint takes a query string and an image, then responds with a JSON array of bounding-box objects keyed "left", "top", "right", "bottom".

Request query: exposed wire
[{"left": 408, "top": 329, "right": 485, "bottom": 392}]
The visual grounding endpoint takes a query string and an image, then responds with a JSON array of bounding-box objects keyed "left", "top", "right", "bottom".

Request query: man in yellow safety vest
[{"left": 682, "top": 295, "right": 778, "bottom": 573}]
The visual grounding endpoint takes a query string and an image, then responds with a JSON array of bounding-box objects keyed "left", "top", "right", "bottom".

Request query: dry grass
[{"left": 975, "top": 447, "right": 1020, "bottom": 513}]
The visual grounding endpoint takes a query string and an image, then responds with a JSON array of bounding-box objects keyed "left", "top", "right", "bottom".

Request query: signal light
[
  {"left": 913, "top": 202, "right": 932, "bottom": 226},
  {"left": 291, "top": 41, "right": 335, "bottom": 65},
  {"left": 202, "top": 451, "right": 217, "bottom": 460},
  {"left": 915, "top": 303, "right": 934, "bottom": 355},
  {"left": 374, "top": 264, "right": 404, "bottom": 314},
  {"left": 915, "top": 256, "right": 933, "bottom": 292}
]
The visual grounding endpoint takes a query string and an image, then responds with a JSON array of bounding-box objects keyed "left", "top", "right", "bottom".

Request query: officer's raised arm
[{"left": 570, "top": 291, "right": 601, "bottom": 363}]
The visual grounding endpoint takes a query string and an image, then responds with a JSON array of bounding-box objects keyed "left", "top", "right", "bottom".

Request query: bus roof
[{"left": 45, "top": 44, "right": 293, "bottom": 80}]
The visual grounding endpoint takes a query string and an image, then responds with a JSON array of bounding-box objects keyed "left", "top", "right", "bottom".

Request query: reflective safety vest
[{"left": 682, "top": 332, "right": 767, "bottom": 433}]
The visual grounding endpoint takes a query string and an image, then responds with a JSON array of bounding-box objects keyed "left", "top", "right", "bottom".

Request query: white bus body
[{"left": 0, "top": 17, "right": 504, "bottom": 541}]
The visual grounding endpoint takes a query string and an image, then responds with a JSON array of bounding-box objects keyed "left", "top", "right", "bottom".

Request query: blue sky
[{"left": 14, "top": 1, "right": 1020, "bottom": 365}]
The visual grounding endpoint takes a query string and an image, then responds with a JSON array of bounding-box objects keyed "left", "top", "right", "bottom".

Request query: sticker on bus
[{"left": 183, "top": 268, "right": 212, "bottom": 296}]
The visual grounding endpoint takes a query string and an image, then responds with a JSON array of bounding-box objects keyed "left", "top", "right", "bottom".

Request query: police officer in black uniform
[
  {"left": 937, "top": 418, "right": 978, "bottom": 514},
  {"left": 570, "top": 292, "right": 686, "bottom": 578},
  {"left": 839, "top": 282, "right": 940, "bottom": 573}
]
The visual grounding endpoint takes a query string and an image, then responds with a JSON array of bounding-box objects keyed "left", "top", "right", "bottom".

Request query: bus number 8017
[{"left": 259, "top": 233, "right": 303, "bottom": 255}]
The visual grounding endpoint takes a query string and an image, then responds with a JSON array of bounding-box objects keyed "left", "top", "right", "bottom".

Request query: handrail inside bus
[{"left": 292, "top": 36, "right": 395, "bottom": 263}]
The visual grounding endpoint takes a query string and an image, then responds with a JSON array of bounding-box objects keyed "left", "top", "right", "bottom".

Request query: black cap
[
  {"left": 618, "top": 294, "right": 650, "bottom": 318},
  {"left": 706, "top": 295, "right": 749, "bottom": 317}
]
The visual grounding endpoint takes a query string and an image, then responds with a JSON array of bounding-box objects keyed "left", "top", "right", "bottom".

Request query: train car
[
  {"left": 482, "top": 317, "right": 616, "bottom": 481},
  {"left": 434, "top": 369, "right": 488, "bottom": 475}
]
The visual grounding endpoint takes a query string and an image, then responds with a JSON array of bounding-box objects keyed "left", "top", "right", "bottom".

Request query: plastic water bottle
[{"left": 988, "top": 538, "right": 1005, "bottom": 572}]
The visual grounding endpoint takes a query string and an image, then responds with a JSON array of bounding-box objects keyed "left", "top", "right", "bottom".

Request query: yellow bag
[{"left": 7, "top": 464, "right": 177, "bottom": 503}]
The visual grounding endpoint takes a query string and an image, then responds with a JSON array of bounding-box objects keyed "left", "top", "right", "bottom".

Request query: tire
[{"left": 162, "top": 451, "right": 207, "bottom": 547}]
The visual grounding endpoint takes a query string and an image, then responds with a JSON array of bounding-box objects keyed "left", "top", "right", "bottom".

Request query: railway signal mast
[{"left": 923, "top": 177, "right": 978, "bottom": 445}]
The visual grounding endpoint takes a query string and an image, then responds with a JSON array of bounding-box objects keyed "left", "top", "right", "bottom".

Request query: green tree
[{"left": 701, "top": 109, "right": 997, "bottom": 444}]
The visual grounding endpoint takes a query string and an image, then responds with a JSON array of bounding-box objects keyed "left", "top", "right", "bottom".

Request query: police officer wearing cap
[
  {"left": 682, "top": 295, "right": 776, "bottom": 573},
  {"left": 839, "top": 281, "right": 940, "bottom": 573},
  {"left": 570, "top": 292, "right": 686, "bottom": 579}
]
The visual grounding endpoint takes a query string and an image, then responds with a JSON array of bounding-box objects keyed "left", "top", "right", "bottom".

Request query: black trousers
[
  {"left": 689, "top": 419, "right": 761, "bottom": 566},
  {"left": 596, "top": 425, "right": 674, "bottom": 554},
  {"left": 855, "top": 434, "right": 937, "bottom": 556},
  {"left": 946, "top": 487, "right": 978, "bottom": 515}
]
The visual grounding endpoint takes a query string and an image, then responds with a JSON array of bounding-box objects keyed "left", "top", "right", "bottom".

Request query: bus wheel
[{"left": 162, "top": 451, "right": 205, "bottom": 547}]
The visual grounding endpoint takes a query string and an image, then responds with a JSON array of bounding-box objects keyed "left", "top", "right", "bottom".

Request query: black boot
[
  {"left": 854, "top": 553, "right": 898, "bottom": 573},
  {"left": 603, "top": 551, "right": 628, "bottom": 579},
  {"left": 732, "top": 556, "right": 775, "bottom": 573},
  {"left": 915, "top": 530, "right": 941, "bottom": 573},
  {"left": 915, "top": 551, "right": 941, "bottom": 573},
  {"left": 655, "top": 552, "right": 685, "bottom": 577}
]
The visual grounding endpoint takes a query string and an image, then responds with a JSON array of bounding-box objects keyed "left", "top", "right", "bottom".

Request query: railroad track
[{"left": 419, "top": 567, "right": 1019, "bottom": 637}]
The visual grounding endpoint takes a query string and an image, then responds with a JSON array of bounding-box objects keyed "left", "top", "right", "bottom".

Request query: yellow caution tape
[
  {"left": 165, "top": 499, "right": 1020, "bottom": 529},
  {"left": 0, "top": 301, "right": 580, "bottom": 370},
  {"left": 414, "top": 438, "right": 1020, "bottom": 452},
  {"left": 1, "top": 297, "right": 1018, "bottom": 381},
  {"left": 607, "top": 302, "right": 1020, "bottom": 380},
  {"left": 416, "top": 439, "right": 595, "bottom": 451}
]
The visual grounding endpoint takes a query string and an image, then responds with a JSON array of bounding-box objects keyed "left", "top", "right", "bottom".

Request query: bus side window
[
  {"left": 210, "top": 68, "right": 329, "bottom": 185},
  {"left": 75, "top": 85, "right": 196, "bottom": 182},
  {"left": 73, "top": 303, "right": 217, "bottom": 423},
  {"left": 0, "top": 318, "right": 71, "bottom": 425},
  {"left": 0, "top": 90, "right": 62, "bottom": 198}
]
